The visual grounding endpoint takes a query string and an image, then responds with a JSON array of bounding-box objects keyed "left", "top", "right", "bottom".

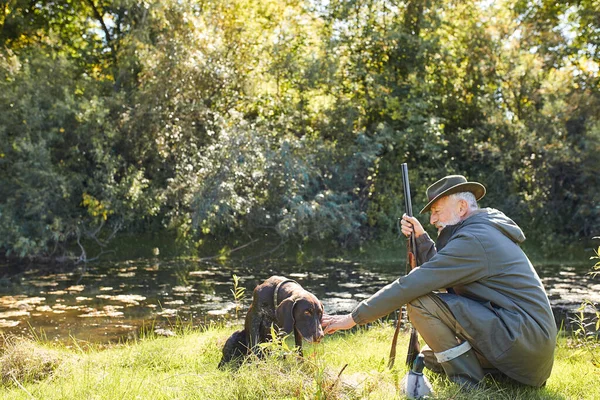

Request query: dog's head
[
  {"left": 275, "top": 292, "right": 324, "bottom": 343},
  {"left": 218, "top": 329, "right": 248, "bottom": 369}
]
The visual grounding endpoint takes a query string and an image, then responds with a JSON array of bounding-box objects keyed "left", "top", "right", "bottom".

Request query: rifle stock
[{"left": 402, "top": 163, "right": 418, "bottom": 270}]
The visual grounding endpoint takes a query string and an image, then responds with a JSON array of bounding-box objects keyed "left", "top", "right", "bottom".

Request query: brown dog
[{"left": 218, "top": 275, "right": 324, "bottom": 368}]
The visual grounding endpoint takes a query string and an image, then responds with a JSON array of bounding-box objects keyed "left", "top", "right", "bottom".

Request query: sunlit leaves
[
  {"left": 82, "top": 193, "right": 113, "bottom": 221},
  {"left": 1, "top": 0, "right": 599, "bottom": 259}
]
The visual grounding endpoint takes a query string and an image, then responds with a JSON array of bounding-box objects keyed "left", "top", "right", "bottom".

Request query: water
[{"left": 0, "top": 258, "right": 598, "bottom": 345}]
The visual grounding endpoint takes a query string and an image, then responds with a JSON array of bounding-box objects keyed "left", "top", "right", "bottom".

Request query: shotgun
[{"left": 388, "top": 163, "right": 421, "bottom": 369}]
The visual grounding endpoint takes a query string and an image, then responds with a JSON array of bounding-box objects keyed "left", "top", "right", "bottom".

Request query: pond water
[{"left": 0, "top": 257, "right": 598, "bottom": 345}]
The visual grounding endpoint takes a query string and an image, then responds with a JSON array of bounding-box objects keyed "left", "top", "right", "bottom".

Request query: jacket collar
[
  {"left": 436, "top": 223, "right": 461, "bottom": 250},
  {"left": 435, "top": 209, "right": 489, "bottom": 250}
]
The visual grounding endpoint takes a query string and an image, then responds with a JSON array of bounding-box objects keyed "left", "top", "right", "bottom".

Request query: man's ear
[
  {"left": 458, "top": 199, "right": 468, "bottom": 217},
  {"left": 275, "top": 298, "right": 296, "bottom": 334}
]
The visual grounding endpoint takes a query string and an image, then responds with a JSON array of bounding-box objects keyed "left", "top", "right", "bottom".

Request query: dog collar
[{"left": 273, "top": 278, "right": 299, "bottom": 307}]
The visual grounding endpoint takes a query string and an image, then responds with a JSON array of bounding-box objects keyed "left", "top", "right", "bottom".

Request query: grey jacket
[{"left": 351, "top": 208, "right": 556, "bottom": 387}]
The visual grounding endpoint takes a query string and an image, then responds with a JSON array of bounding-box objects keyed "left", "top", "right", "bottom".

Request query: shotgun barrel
[
  {"left": 388, "top": 163, "right": 421, "bottom": 369},
  {"left": 401, "top": 163, "right": 421, "bottom": 367}
]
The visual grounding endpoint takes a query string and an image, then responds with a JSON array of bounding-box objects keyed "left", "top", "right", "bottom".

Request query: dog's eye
[{"left": 304, "top": 309, "right": 312, "bottom": 316}]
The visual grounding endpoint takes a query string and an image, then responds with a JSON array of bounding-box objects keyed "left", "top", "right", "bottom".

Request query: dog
[{"left": 218, "top": 275, "right": 324, "bottom": 368}]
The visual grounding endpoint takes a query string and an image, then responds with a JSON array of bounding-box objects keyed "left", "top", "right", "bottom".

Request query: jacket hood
[{"left": 463, "top": 208, "right": 526, "bottom": 243}]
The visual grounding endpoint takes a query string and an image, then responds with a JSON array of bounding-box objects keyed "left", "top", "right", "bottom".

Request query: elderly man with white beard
[{"left": 322, "top": 175, "right": 556, "bottom": 389}]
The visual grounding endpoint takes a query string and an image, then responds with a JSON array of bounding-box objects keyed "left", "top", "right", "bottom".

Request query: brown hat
[{"left": 420, "top": 175, "right": 486, "bottom": 214}]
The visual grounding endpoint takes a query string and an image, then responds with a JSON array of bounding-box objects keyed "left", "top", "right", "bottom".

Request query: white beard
[{"left": 436, "top": 213, "right": 462, "bottom": 236}]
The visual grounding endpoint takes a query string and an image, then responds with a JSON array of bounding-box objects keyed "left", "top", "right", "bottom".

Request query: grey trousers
[{"left": 407, "top": 293, "right": 498, "bottom": 371}]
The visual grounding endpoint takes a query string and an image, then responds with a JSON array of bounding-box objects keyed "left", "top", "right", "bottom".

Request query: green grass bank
[{"left": 1, "top": 324, "right": 598, "bottom": 399}]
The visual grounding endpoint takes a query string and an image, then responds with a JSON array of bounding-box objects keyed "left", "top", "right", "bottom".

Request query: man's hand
[
  {"left": 401, "top": 213, "right": 425, "bottom": 238},
  {"left": 321, "top": 313, "right": 356, "bottom": 334}
]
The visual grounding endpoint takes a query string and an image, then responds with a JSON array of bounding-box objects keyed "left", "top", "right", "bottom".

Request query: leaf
[{"left": 567, "top": 349, "right": 586, "bottom": 359}]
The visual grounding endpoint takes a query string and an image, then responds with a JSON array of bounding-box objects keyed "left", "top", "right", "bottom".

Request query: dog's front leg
[
  {"left": 293, "top": 326, "right": 303, "bottom": 357},
  {"left": 246, "top": 309, "right": 263, "bottom": 354}
]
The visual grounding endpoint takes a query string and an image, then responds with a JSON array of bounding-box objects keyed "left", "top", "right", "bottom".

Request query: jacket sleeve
[
  {"left": 415, "top": 232, "right": 436, "bottom": 265},
  {"left": 351, "top": 232, "right": 489, "bottom": 325}
]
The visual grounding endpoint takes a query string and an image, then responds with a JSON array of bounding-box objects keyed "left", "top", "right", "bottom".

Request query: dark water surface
[{"left": 0, "top": 258, "right": 598, "bottom": 345}]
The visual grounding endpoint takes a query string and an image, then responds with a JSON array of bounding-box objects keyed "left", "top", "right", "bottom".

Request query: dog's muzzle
[{"left": 299, "top": 325, "right": 324, "bottom": 344}]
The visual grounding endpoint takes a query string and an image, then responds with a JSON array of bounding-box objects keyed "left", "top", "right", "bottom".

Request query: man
[{"left": 322, "top": 175, "right": 556, "bottom": 387}]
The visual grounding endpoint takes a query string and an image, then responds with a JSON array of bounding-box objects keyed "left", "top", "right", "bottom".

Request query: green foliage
[
  {"left": 257, "top": 324, "right": 296, "bottom": 356},
  {"left": 569, "top": 236, "right": 600, "bottom": 371},
  {"left": 230, "top": 274, "right": 246, "bottom": 319},
  {"left": 591, "top": 237, "right": 600, "bottom": 278},
  {"left": 573, "top": 300, "right": 600, "bottom": 339},
  {"left": 0, "top": 336, "right": 64, "bottom": 386},
  {"left": 1, "top": 0, "right": 599, "bottom": 259},
  {"left": 1, "top": 326, "right": 599, "bottom": 399}
]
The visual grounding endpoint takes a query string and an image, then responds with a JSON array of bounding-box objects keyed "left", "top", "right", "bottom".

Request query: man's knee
[{"left": 407, "top": 293, "right": 442, "bottom": 320}]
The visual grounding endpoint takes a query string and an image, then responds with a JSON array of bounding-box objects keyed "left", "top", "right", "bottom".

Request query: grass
[{"left": 0, "top": 323, "right": 598, "bottom": 399}]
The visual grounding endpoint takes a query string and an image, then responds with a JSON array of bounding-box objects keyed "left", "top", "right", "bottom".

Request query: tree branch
[
  {"left": 197, "top": 238, "right": 260, "bottom": 261},
  {"left": 241, "top": 238, "right": 288, "bottom": 263},
  {"left": 85, "top": 0, "right": 116, "bottom": 59},
  {"left": 76, "top": 229, "right": 87, "bottom": 263}
]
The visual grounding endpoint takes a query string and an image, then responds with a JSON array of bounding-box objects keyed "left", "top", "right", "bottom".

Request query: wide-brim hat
[{"left": 420, "top": 175, "right": 486, "bottom": 214}]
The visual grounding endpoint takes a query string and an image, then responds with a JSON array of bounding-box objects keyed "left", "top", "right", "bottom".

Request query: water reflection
[{"left": 0, "top": 259, "right": 597, "bottom": 344}]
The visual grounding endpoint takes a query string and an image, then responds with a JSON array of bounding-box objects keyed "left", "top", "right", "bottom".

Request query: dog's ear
[{"left": 275, "top": 298, "right": 297, "bottom": 334}]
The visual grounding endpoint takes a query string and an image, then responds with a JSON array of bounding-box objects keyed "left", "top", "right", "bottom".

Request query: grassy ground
[{"left": 0, "top": 323, "right": 598, "bottom": 399}]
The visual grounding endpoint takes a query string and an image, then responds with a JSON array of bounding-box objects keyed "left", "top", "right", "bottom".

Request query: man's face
[{"left": 429, "top": 195, "right": 462, "bottom": 234}]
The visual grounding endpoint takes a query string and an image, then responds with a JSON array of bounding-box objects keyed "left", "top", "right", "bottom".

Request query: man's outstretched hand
[{"left": 321, "top": 313, "right": 356, "bottom": 335}]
